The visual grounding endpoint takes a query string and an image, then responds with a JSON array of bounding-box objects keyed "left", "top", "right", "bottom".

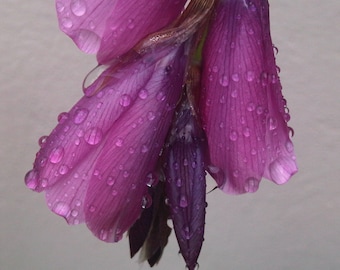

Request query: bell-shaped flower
[
  {"left": 164, "top": 95, "right": 207, "bottom": 270},
  {"left": 55, "top": 0, "right": 187, "bottom": 63},
  {"left": 25, "top": 42, "right": 188, "bottom": 242},
  {"left": 200, "top": 0, "right": 297, "bottom": 194}
]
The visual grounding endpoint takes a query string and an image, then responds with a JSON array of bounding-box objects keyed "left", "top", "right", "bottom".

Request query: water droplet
[
  {"left": 233, "top": 170, "right": 239, "bottom": 177},
  {"left": 219, "top": 95, "right": 226, "bottom": 104},
  {"left": 123, "top": 171, "right": 130, "bottom": 178},
  {"left": 127, "top": 18, "right": 135, "bottom": 29},
  {"left": 156, "top": 92, "right": 166, "bottom": 101},
  {"left": 219, "top": 74, "right": 229, "bottom": 86},
  {"left": 219, "top": 122, "right": 224, "bottom": 129},
  {"left": 77, "top": 29, "right": 101, "bottom": 54},
  {"left": 61, "top": 17, "right": 73, "bottom": 28},
  {"left": 74, "top": 138, "right": 81, "bottom": 145},
  {"left": 256, "top": 106, "right": 264, "bottom": 115},
  {"left": 208, "top": 165, "right": 220, "bottom": 174},
  {"left": 38, "top": 136, "right": 48, "bottom": 147},
  {"left": 146, "top": 173, "right": 158, "bottom": 187},
  {"left": 24, "top": 169, "right": 39, "bottom": 190},
  {"left": 247, "top": 102, "right": 255, "bottom": 112},
  {"left": 71, "top": 0, "right": 87, "bottom": 16},
  {"left": 212, "top": 65, "right": 219, "bottom": 73},
  {"left": 106, "top": 176, "right": 115, "bottom": 186},
  {"left": 71, "top": 209, "right": 79, "bottom": 217},
  {"left": 231, "top": 89, "right": 238, "bottom": 98},
  {"left": 246, "top": 71, "right": 255, "bottom": 82},
  {"left": 84, "top": 127, "right": 103, "bottom": 145},
  {"left": 229, "top": 130, "right": 238, "bottom": 141},
  {"left": 285, "top": 141, "right": 294, "bottom": 153},
  {"left": 56, "top": 2, "right": 65, "bottom": 12},
  {"left": 49, "top": 146, "right": 65, "bottom": 164},
  {"left": 99, "top": 229, "right": 108, "bottom": 241},
  {"left": 119, "top": 94, "right": 132, "bottom": 107},
  {"left": 141, "top": 194, "right": 152, "bottom": 209},
  {"left": 260, "top": 72, "right": 268, "bottom": 86},
  {"left": 89, "top": 205, "right": 96, "bottom": 212},
  {"left": 128, "top": 147, "right": 135, "bottom": 154},
  {"left": 243, "top": 127, "right": 250, "bottom": 137},
  {"left": 59, "top": 164, "right": 69, "bottom": 175},
  {"left": 147, "top": 111, "right": 155, "bottom": 121},
  {"left": 268, "top": 117, "right": 278, "bottom": 130},
  {"left": 244, "top": 177, "right": 259, "bottom": 192},
  {"left": 74, "top": 108, "right": 89, "bottom": 124},
  {"left": 251, "top": 149, "right": 257, "bottom": 156},
  {"left": 58, "top": 112, "right": 69, "bottom": 123},
  {"left": 231, "top": 73, "right": 240, "bottom": 82},
  {"left": 181, "top": 225, "right": 192, "bottom": 240},
  {"left": 176, "top": 178, "right": 182, "bottom": 187},
  {"left": 112, "top": 189, "right": 118, "bottom": 196},
  {"left": 141, "top": 145, "right": 149, "bottom": 153},
  {"left": 179, "top": 195, "right": 188, "bottom": 208},
  {"left": 138, "top": 89, "right": 148, "bottom": 99},
  {"left": 115, "top": 138, "right": 124, "bottom": 147},
  {"left": 53, "top": 202, "right": 70, "bottom": 217}
]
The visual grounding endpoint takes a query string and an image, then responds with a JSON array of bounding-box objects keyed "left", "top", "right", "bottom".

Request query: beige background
[{"left": 1, "top": 1, "right": 340, "bottom": 269}]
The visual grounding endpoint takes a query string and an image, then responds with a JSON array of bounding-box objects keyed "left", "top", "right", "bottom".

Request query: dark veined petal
[
  {"left": 164, "top": 98, "right": 206, "bottom": 270},
  {"left": 200, "top": 0, "right": 297, "bottom": 194},
  {"left": 55, "top": 0, "right": 186, "bottom": 60}
]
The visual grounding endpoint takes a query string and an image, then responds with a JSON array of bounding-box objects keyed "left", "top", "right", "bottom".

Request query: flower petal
[
  {"left": 83, "top": 44, "right": 187, "bottom": 242},
  {"left": 55, "top": 0, "right": 186, "bottom": 59},
  {"left": 200, "top": 0, "right": 297, "bottom": 194},
  {"left": 164, "top": 99, "right": 206, "bottom": 270}
]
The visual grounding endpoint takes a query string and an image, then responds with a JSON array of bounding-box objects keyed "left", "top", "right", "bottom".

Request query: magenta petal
[
  {"left": 83, "top": 45, "right": 187, "bottom": 242},
  {"left": 55, "top": 0, "right": 186, "bottom": 59},
  {"left": 97, "top": 0, "right": 187, "bottom": 64},
  {"left": 200, "top": 0, "right": 297, "bottom": 194}
]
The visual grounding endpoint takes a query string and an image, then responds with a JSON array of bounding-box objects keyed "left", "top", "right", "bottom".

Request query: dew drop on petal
[
  {"left": 38, "top": 136, "right": 48, "bottom": 147},
  {"left": 61, "top": 17, "right": 73, "bottom": 29},
  {"left": 285, "top": 140, "right": 294, "bottom": 153},
  {"left": 179, "top": 195, "right": 188, "bottom": 208},
  {"left": 99, "top": 229, "right": 108, "bottom": 241},
  {"left": 89, "top": 205, "right": 96, "bottom": 212},
  {"left": 49, "top": 146, "right": 65, "bottom": 164},
  {"left": 146, "top": 173, "right": 158, "bottom": 187},
  {"left": 268, "top": 117, "right": 278, "bottom": 131},
  {"left": 247, "top": 102, "right": 255, "bottom": 112},
  {"left": 244, "top": 177, "right": 260, "bottom": 193},
  {"left": 84, "top": 127, "right": 103, "bottom": 145},
  {"left": 138, "top": 89, "right": 148, "bottom": 99},
  {"left": 243, "top": 127, "right": 251, "bottom": 137},
  {"left": 59, "top": 164, "right": 69, "bottom": 175},
  {"left": 53, "top": 202, "right": 70, "bottom": 217},
  {"left": 141, "top": 194, "right": 152, "bottom": 209},
  {"left": 246, "top": 71, "right": 255, "bottom": 82},
  {"left": 115, "top": 138, "right": 124, "bottom": 147},
  {"left": 231, "top": 73, "right": 240, "bottom": 82},
  {"left": 71, "top": 209, "right": 79, "bottom": 217},
  {"left": 141, "top": 145, "right": 149, "bottom": 153},
  {"left": 119, "top": 94, "right": 132, "bottom": 107},
  {"left": 147, "top": 111, "right": 155, "bottom": 121},
  {"left": 70, "top": 0, "right": 87, "bottom": 16},
  {"left": 106, "top": 176, "right": 115, "bottom": 186},
  {"left": 219, "top": 74, "right": 229, "bottom": 86},
  {"left": 74, "top": 108, "right": 89, "bottom": 124},
  {"left": 229, "top": 130, "right": 238, "bottom": 141},
  {"left": 156, "top": 92, "right": 166, "bottom": 101},
  {"left": 24, "top": 169, "right": 39, "bottom": 190},
  {"left": 58, "top": 112, "right": 69, "bottom": 123}
]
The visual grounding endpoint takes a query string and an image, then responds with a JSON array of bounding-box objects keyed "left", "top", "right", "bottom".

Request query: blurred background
[{"left": 1, "top": 1, "right": 340, "bottom": 269}]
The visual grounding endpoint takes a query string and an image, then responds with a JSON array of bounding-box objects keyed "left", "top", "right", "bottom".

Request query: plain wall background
[{"left": 1, "top": 1, "right": 340, "bottom": 269}]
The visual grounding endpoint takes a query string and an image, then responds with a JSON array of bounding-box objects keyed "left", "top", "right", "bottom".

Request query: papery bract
[
  {"left": 56, "top": 0, "right": 187, "bottom": 63},
  {"left": 25, "top": 43, "right": 188, "bottom": 242},
  {"left": 200, "top": 0, "right": 297, "bottom": 194}
]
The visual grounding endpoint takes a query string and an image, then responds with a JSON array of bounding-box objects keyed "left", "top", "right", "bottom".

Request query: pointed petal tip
[{"left": 269, "top": 156, "right": 298, "bottom": 185}]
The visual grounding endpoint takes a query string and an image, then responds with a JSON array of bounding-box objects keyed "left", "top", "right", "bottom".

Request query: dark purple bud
[{"left": 164, "top": 98, "right": 207, "bottom": 270}]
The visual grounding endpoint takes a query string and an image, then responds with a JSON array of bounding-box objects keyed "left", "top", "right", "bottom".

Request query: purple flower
[
  {"left": 200, "top": 0, "right": 298, "bottom": 194},
  {"left": 26, "top": 0, "right": 297, "bottom": 268}
]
